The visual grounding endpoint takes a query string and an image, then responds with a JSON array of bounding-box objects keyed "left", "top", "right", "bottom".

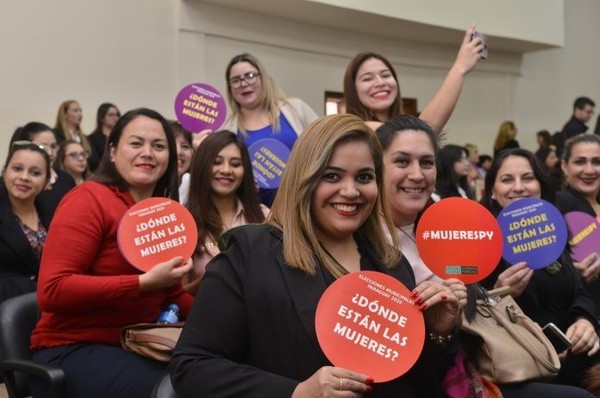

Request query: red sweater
[{"left": 31, "top": 182, "right": 193, "bottom": 348}]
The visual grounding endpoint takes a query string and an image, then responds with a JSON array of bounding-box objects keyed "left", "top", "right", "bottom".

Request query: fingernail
[
  {"left": 365, "top": 385, "right": 373, "bottom": 393},
  {"left": 414, "top": 296, "right": 423, "bottom": 305},
  {"left": 410, "top": 290, "right": 419, "bottom": 298},
  {"left": 419, "top": 303, "right": 428, "bottom": 311},
  {"left": 441, "top": 295, "right": 447, "bottom": 301},
  {"left": 366, "top": 377, "right": 374, "bottom": 384}
]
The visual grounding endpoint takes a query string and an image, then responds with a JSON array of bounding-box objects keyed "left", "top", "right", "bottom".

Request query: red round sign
[
  {"left": 416, "top": 197, "right": 503, "bottom": 283},
  {"left": 315, "top": 271, "right": 425, "bottom": 382},
  {"left": 117, "top": 197, "right": 198, "bottom": 272}
]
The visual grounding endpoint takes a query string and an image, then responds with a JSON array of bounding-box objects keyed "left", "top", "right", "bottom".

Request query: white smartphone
[{"left": 543, "top": 323, "right": 572, "bottom": 352}]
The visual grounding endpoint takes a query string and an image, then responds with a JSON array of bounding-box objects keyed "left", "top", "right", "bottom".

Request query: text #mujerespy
[{"left": 421, "top": 230, "right": 494, "bottom": 240}]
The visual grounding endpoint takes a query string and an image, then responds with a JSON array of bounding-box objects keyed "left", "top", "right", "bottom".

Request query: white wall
[{"left": 0, "top": 0, "right": 598, "bottom": 164}]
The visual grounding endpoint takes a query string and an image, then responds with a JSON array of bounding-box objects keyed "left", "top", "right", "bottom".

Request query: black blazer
[
  {"left": 557, "top": 186, "right": 597, "bottom": 217},
  {"left": 170, "top": 224, "right": 455, "bottom": 398},
  {"left": 0, "top": 183, "right": 52, "bottom": 303}
]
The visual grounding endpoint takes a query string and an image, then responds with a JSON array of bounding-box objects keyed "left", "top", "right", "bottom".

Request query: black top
[
  {"left": 87, "top": 131, "right": 107, "bottom": 172},
  {"left": 0, "top": 183, "right": 52, "bottom": 303},
  {"left": 562, "top": 116, "right": 588, "bottom": 140},
  {"left": 494, "top": 139, "right": 520, "bottom": 156},
  {"left": 37, "top": 170, "right": 76, "bottom": 216},
  {"left": 170, "top": 224, "right": 457, "bottom": 398}
]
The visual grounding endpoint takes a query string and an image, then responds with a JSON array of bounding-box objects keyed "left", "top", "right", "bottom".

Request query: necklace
[{"left": 398, "top": 225, "right": 416, "bottom": 245}]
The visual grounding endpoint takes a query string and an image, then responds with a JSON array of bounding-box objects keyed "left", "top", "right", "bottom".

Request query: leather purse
[
  {"left": 120, "top": 322, "right": 184, "bottom": 362},
  {"left": 461, "top": 286, "right": 561, "bottom": 383}
]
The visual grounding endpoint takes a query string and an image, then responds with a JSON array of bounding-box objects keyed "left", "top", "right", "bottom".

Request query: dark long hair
[
  {"left": 481, "top": 148, "right": 555, "bottom": 216},
  {"left": 93, "top": 108, "right": 179, "bottom": 200},
  {"left": 343, "top": 52, "right": 401, "bottom": 122},
  {"left": 186, "top": 130, "right": 265, "bottom": 252},
  {"left": 91, "top": 102, "right": 120, "bottom": 136},
  {"left": 435, "top": 144, "right": 473, "bottom": 200}
]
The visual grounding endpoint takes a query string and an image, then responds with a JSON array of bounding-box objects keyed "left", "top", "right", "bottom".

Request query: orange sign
[
  {"left": 315, "top": 271, "right": 425, "bottom": 382},
  {"left": 416, "top": 198, "right": 503, "bottom": 283},
  {"left": 117, "top": 197, "right": 197, "bottom": 272}
]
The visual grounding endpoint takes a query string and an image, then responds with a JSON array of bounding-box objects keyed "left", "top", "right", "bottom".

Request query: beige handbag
[
  {"left": 120, "top": 322, "right": 183, "bottom": 362},
  {"left": 461, "top": 286, "right": 561, "bottom": 383}
]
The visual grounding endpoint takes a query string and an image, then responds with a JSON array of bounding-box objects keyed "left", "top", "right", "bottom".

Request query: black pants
[{"left": 31, "top": 343, "right": 166, "bottom": 398}]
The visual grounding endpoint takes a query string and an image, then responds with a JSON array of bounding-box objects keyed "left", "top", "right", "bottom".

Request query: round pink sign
[{"left": 174, "top": 83, "right": 226, "bottom": 132}]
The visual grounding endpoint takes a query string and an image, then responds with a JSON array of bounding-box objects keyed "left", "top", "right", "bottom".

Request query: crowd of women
[{"left": 1, "top": 22, "right": 599, "bottom": 397}]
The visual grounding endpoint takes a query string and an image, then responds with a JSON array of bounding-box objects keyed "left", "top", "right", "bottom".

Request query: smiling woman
[{"left": 0, "top": 142, "right": 51, "bottom": 303}]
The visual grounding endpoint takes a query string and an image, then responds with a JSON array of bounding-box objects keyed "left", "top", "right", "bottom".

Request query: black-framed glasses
[
  {"left": 65, "top": 151, "right": 89, "bottom": 160},
  {"left": 228, "top": 71, "right": 260, "bottom": 88}
]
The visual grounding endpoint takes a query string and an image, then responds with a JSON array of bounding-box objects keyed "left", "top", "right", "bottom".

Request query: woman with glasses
[
  {"left": 0, "top": 141, "right": 52, "bottom": 303},
  {"left": 88, "top": 102, "right": 121, "bottom": 172},
  {"left": 222, "top": 53, "right": 318, "bottom": 206},
  {"left": 344, "top": 24, "right": 483, "bottom": 132},
  {"left": 10, "top": 122, "right": 76, "bottom": 215},
  {"left": 55, "top": 140, "right": 90, "bottom": 185}
]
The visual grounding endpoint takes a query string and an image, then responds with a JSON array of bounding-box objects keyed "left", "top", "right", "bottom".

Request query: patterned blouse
[{"left": 18, "top": 218, "right": 48, "bottom": 265}]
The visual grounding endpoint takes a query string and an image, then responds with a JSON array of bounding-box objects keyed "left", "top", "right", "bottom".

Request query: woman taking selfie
[{"left": 171, "top": 114, "right": 460, "bottom": 397}]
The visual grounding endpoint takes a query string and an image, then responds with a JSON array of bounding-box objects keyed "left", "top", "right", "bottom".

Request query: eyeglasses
[
  {"left": 66, "top": 151, "right": 89, "bottom": 160},
  {"left": 229, "top": 71, "right": 260, "bottom": 88}
]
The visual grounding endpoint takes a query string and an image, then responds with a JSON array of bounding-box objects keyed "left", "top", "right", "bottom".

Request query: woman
[
  {"left": 88, "top": 102, "right": 121, "bottom": 171},
  {"left": 432, "top": 144, "right": 474, "bottom": 201},
  {"left": 53, "top": 99, "right": 97, "bottom": 170},
  {"left": 10, "top": 122, "right": 76, "bottom": 215},
  {"left": 0, "top": 142, "right": 52, "bottom": 303},
  {"left": 481, "top": 148, "right": 600, "bottom": 389},
  {"left": 535, "top": 144, "right": 562, "bottom": 191},
  {"left": 222, "top": 53, "right": 319, "bottom": 206},
  {"left": 183, "top": 130, "right": 268, "bottom": 295},
  {"left": 343, "top": 24, "right": 483, "bottom": 131},
  {"left": 55, "top": 140, "right": 90, "bottom": 184},
  {"left": 31, "top": 108, "right": 194, "bottom": 398},
  {"left": 557, "top": 134, "right": 600, "bottom": 305},
  {"left": 169, "top": 120, "right": 194, "bottom": 204},
  {"left": 170, "top": 114, "right": 460, "bottom": 397},
  {"left": 377, "top": 116, "right": 593, "bottom": 397},
  {"left": 493, "top": 120, "right": 520, "bottom": 156}
]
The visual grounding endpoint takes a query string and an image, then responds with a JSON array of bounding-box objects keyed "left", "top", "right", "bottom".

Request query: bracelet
[{"left": 428, "top": 331, "right": 453, "bottom": 346}]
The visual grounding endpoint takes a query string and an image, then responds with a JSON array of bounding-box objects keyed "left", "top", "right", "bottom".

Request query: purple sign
[
  {"left": 248, "top": 139, "right": 290, "bottom": 189},
  {"left": 497, "top": 198, "right": 568, "bottom": 270},
  {"left": 174, "top": 83, "right": 226, "bottom": 133},
  {"left": 565, "top": 211, "right": 600, "bottom": 262}
]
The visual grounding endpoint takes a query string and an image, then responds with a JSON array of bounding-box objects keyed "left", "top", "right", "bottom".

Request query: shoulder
[
  {"left": 222, "top": 224, "right": 281, "bottom": 252},
  {"left": 281, "top": 98, "right": 318, "bottom": 120}
]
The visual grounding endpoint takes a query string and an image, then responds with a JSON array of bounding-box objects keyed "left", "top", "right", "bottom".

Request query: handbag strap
[{"left": 486, "top": 304, "right": 560, "bottom": 372}]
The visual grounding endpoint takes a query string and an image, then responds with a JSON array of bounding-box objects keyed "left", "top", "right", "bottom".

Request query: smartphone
[
  {"left": 471, "top": 31, "right": 488, "bottom": 60},
  {"left": 543, "top": 323, "right": 572, "bottom": 353}
]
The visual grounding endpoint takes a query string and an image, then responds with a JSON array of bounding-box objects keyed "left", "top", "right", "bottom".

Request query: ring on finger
[{"left": 338, "top": 377, "right": 344, "bottom": 391}]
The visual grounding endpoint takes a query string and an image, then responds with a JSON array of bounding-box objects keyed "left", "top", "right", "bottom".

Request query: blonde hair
[
  {"left": 224, "top": 53, "right": 287, "bottom": 135},
  {"left": 268, "top": 114, "right": 401, "bottom": 278},
  {"left": 493, "top": 121, "right": 517, "bottom": 152},
  {"left": 54, "top": 100, "right": 92, "bottom": 155}
]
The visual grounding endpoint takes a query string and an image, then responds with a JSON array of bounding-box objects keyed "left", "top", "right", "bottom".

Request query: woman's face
[
  {"left": 3, "top": 149, "right": 48, "bottom": 203},
  {"left": 210, "top": 143, "right": 244, "bottom": 199},
  {"left": 63, "top": 142, "right": 88, "bottom": 177},
  {"left": 544, "top": 148, "right": 558, "bottom": 169},
  {"left": 453, "top": 150, "right": 471, "bottom": 177},
  {"left": 66, "top": 102, "right": 83, "bottom": 127},
  {"left": 175, "top": 134, "right": 193, "bottom": 178},
  {"left": 102, "top": 106, "right": 120, "bottom": 129},
  {"left": 491, "top": 155, "right": 541, "bottom": 208},
  {"left": 30, "top": 131, "right": 58, "bottom": 164},
  {"left": 562, "top": 142, "right": 600, "bottom": 198},
  {"left": 228, "top": 61, "right": 263, "bottom": 111},
  {"left": 110, "top": 116, "right": 170, "bottom": 198},
  {"left": 355, "top": 58, "right": 398, "bottom": 120},
  {"left": 311, "top": 140, "right": 378, "bottom": 245},
  {"left": 383, "top": 130, "right": 436, "bottom": 226}
]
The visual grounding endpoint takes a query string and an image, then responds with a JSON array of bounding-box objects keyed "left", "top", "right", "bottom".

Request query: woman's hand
[
  {"left": 573, "top": 253, "right": 600, "bottom": 284},
  {"left": 566, "top": 317, "right": 600, "bottom": 356},
  {"left": 291, "top": 366, "right": 372, "bottom": 398},
  {"left": 412, "top": 281, "right": 460, "bottom": 336},
  {"left": 442, "top": 278, "right": 467, "bottom": 311},
  {"left": 451, "top": 23, "right": 484, "bottom": 76},
  {"left": 494, "top": 262, "right": 533, "bottom": 298},
  {"left": 139, "top": 256, "right": 192, "bottom": 292},
  {"left": 192, "top": 129, "right": 213, "bottom": 149}
]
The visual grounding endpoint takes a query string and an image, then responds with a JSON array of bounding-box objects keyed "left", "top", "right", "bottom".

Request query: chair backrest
[{"left": 0, "top": 293, "right": 40, "bottom": 397}]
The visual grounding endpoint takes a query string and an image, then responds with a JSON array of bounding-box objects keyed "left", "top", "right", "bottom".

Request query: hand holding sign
[{"left": 315, "top": 271, "right": 425, "bottom": 382}]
